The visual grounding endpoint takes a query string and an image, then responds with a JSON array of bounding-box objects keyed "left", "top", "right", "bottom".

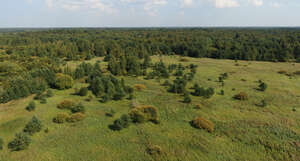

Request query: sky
[{"left": 0, "top": 0, "right": 299, "bottom": 27}]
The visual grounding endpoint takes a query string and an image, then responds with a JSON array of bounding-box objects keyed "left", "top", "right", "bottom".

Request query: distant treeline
[{"left": 0, "top": 28, "right": 300, "bottom": 62}]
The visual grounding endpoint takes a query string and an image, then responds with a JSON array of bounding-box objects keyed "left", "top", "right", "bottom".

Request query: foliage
[
  {"left": 54, "top": 73, "right": 74, "bottom": 90},
  {"left": 111, "top": 114, "right": 131, "bottom": 131},
  {"left": 0, "top": 138, "right": 3, "bottom": 150},
  {"left": 183, "top": 92, "right": 192, "bottom": 103},
  {"left": 78, "top": 87, "right": 88, "bottom": 96},
  {"left": 129, "top": 106, "right": 159, "bottom": 123},
  {"left": 8, "top": 133, "right": 31, "bottom": 151},
  {"left": 53, "top": 113, "right": 69, "bottom": 124},
  {"left": 192, "top": 86, "right": 215, "bottom": 98},
  {"left": 146, "top": 145, "right": 163, "bottom": 156},
  {"left": 258, "top": 82, "right": 268, "bottom": 91},
  {"left": 71, "top": 103, "right": 85, "bottom": 113},
  {"left": 23, "top": 116, "right": 43, "bottom": 135},
  {"left": 46, "top": 90, "right": 54, "bottom": 97},
  {"left": 134, "top": 84, "right": 146, "bottom": 91},
  {"left": 26, "top": 101, "right": 36, "bottom": 112},
  {"left": 168, "top": 77, "right": 187, "bottom": 94},
  {"left": 191, "top": 117, "right": 214, "bottom": 133},
  {"left": 66, "top": 113, "right": 85, "bottom": 123},
  {"left": 234, "top": 92, "right": 248, "bottom": 100},
  {"left": 57, "top": 100, "right": 75, "bottom": 109}
]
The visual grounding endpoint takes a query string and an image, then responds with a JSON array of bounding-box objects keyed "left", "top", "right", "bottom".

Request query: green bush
[
  {"left": 23, "top": 116, "right": 42, "bottom": 135},
  {"left": 26, "top": 101, "right": 36, "bottom": 112},
  {"left": 40, "top": 97, "right": 47, "bottom": 104},
  {"left": 78, "top": 87, "right": 88, "bottom": 96},
  {"left": 183, "top": 92, "right": 192, "bottom": 103},
  {"left": 259, "top": 82, "right": 268, "bottom": 91},
  {"left": 53, "top": 113, "right": 69, "bottom": 124},
  {"left": 54, "top": 73, "right": 74, "bottom": 90},
  {"left": 111, "top": 114, "right": 131, "bottom": 131},
  {"left": 191, "top": 117, "right": 214, "bottom": 133},
  {"left": 0, "top": 138, "right": 3, "bottom": 150},
  {"left": 57, "top": 100, "right": 75, "bottom": 109},
  {"left": 129, "top": 106, "right": 158, "bottom": 123},
  {"left": 66, "top": 113, "right": 85, "bottom": 123},
  {"left": 8, "top": 133, "right": 31, "bottom": 151},
  {"left": 71, "top": 103, "right": 85, "bottom": 113},
  {"left": 105, "top": 109, "right": 116, "bottom": 117},
  {"left": 46, "top": 90, "right": 54, "bottom": 97}
]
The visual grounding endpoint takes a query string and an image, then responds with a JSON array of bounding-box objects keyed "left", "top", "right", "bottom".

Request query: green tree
[
  {"left": 23, "top": 116, "right": 42, "bottom": 135},
  {"left": 8, "top": 133, "right": 31, "bottom": 151},
  {"left": 54, "top": 73, "right": 74, "bottom": 90}
]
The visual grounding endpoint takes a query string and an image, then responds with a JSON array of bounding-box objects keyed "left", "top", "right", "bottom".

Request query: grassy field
[{"left": 0, "top": 56, "right": 300, "bottom": 161}]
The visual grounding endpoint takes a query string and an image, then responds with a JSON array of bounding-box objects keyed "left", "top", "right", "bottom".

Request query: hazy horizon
[{"left": 0, "top": 0, "right": 299, "bottom": 27}]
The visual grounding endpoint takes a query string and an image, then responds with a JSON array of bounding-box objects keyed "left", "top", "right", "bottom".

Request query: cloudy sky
[{"left": 0, "top": 0, "right": 298, "bottom": 27}]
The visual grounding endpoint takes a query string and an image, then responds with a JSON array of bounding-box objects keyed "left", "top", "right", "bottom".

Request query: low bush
[
  {"left": 278, "top": 70, "right": 288, "bottom": 75},
  {"left": 26, "top": 101, "right": 36, "bottom": 112},
  {"left": 111, "top": 114, "right": 131, "bottom": 131},
  {"left": 129, "top": 105, "right": 158, "bottom": 123},
  {"left": 40, "top": 98, "right": 47, "bottom": 104},
  {"left": 46, "top": 90, "right": 54, "bottom": 97},
  {"left": 78, "top": 87, "right": 88, "bottom": 96},
  {"left": 71, "top": 103, "right": 85, "bottom": 113},
  {"left": 179, "top": 57, "right": 189, "bottom": 62},
  {"left": 146, "top": 145, "right": 163, "bottom": 156},
  {"left": 234, "top": 92, "right": 248, "bottom": 100},
  {"left": 57, "top": 100, "right": 75, "bottom": 109},
  {"left": 258, "top": 82, "right": 268, "bottom": 91},
  {"left": 23, "top": 116, "right": 42, "bottom": 135},
  {"left": 66, "top": 113, "right": 85, "bottom": 123},
  {"left": 183, "top": 92, "right": 192, "bottom": 103},
  {"left": 53, "top": 113, "right": 69, "bottom": 124},
  {"left": 194, "top": 104, "right": 202, "bottom": 109},
  {"left": 134, "top": 84, "right": 146, "bottom": 91},
  {"left": 8, "top": 133, "right": 31, "bottom": 151},
  {"left": 191, "top": 117, "right": 214, "bottom": 133},
  {"left": 54, "top": 73, "right": 74, "bottom": 90},
  {"left": 0, "top": 138, "right": 3, "bottom": 150},
  {"left": 105, "top": 109, "right": 116, "bottom": 117}
]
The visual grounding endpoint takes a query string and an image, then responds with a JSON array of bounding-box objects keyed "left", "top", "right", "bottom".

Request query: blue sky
[{"left": 0, "top": 0, "right": 299, "bottom": 27}]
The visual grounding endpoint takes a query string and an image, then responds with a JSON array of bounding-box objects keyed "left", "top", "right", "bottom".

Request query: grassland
[{"left": 0, "top": 56, "right": 300, "bottom": 161}]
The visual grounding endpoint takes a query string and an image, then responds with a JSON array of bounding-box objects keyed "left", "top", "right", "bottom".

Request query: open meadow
[{"left": 0, "top": 56, "right": 299, "bottom": 161}]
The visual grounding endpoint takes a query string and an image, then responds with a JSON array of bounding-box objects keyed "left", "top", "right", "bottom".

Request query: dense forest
[{"left": 1, "top": 28, "right": 300, "bottom": 103}]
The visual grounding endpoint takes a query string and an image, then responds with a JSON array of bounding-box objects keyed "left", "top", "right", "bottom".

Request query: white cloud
[
  {"left": 26, "top": 0, "right": 33, "bottom": 4},
  {"left": 248, "top": 0, "right": 263, "bottom": 7},
  {"left": 182, "top": 0, "right": 194, "bottom": 7},
  {"left": 211, "top": 0, "right": 240, "bottom": 8},
  {"left": 45, "top": 0, "right": 117, "bottom": 14},
  {"left": 120, "top": 0, "right": 168, "bottom": 16}
]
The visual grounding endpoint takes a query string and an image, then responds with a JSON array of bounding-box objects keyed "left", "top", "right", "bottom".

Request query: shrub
[
  {"left": 234, "top": 92, "right": 248, "bottom": 100},
  {"left": 278, "top": 70, "right": 288, "bottom": 75},
  {"left": 129, "top": 106, "right": 158, "bottom": 123},
  {"left": 258, "top": 82, "right": 268, "bottom": 91},
  {"left": 86, "top": 95, "right": 94, "bottom": 102},
  {"left": 23, "top": 116, "right": 42, "bottom": 135},
  {"left": 46, "top": 90, "right": 54, "bottom": 97},
  {"left": 220, "top": 90, "right": 225, "bottom": 95},
  {"left": 78, "top": 87, "right": 88, "bottom": 96},
  {"left": 106, "top": 109, "right": 116, "bottom": 117},
  {"left": 183, "top": 92, "right": 192, "bottom": 103},
  {"left": 111, "top": 114, "right": 131, "bottom": 131},
  {"left": 8, "top": 133, "right": 31, "bottom": 151},
  {"left": 162, "top": 80, "right": 171, "bottom": 86},
  {"left": 134, "top": 84, "right": 146, "bottom": 91},
  {"left": 40, "top": 98, "right": 47, "bottom": 104},
  {"left": 179, "top": 57, "right": 189, "bottom": 62},
  {"left": 53, "top": 113, "right": 69, "bottom": 124},
  {"left": 66, "top": 113, "right": 85, "bottom": 123},
  {"left": 0, "top": 138, "right": 3, "bottom": 150},
  {"left": 194, "top": 104, "right": 201, "bottom": 109},
  {"left": 54, "top": 73, "right": 74, "bottom": 90},
  {"left": 71, "top": 103, "right": 85, "bottom": 113},
  {"left": 57, "top": 100, "right": 75, "bottom": 109},
  {"left": 193, "top": 87, "right": 214, "bottom": 98},
  {"left": 26, "top": 101, "right": 36, "bottom": 112},
  {"left": 146, "top": 145, "right": 163, "bottom": 156},
  {"left": 191, "top": 117, "right": 214, "bottom": 133}
]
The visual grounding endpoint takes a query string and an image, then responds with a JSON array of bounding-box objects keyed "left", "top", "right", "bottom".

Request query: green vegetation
[{"left": 0, "top": 28, "right": 300, "bottom": 161}]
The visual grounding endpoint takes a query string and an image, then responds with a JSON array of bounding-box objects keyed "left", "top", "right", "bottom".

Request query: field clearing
[{"left": 0, "top": 56, "right": 300, "bottom": 161}]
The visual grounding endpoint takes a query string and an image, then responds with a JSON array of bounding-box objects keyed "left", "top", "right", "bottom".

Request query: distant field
[{"left": 0, "top": 56, "right": 299, "bottom": 161}]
